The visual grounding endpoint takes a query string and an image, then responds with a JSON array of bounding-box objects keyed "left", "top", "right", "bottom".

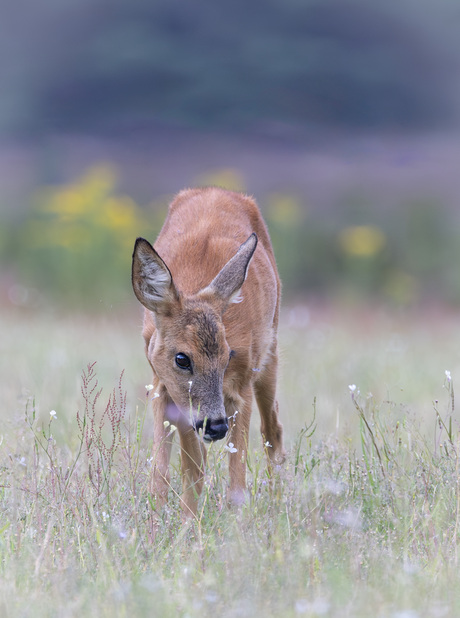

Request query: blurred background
[{"left": 1, "top": 0, "right": 460, "bottom": 311}]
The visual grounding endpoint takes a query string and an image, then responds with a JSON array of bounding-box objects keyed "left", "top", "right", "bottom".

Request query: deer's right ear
[{"left": 132, "top": 238, "right": 179, "bottom": 313}]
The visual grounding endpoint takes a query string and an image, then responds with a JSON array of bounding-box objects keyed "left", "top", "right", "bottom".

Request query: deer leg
[
  {"left": 254, "top": 342, "right": 285, "bottom": 466},
  {"left": 178, "top": 427, "right": 207, "bottom": 517},
  {"left": 227, "top": 386, "right": 253, "bottom": 506}
]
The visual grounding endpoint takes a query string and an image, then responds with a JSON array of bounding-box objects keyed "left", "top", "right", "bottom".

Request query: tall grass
[{"left": 1, "top": 306, "right": 460, "bottom": 616}]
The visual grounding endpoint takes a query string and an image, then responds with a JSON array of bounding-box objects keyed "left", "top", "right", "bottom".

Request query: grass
[{"left": 1, "top": 303, "right": 460, "bottom": 616}]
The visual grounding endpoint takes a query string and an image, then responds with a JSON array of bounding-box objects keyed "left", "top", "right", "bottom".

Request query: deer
[{"left": 131, "top": 187, "right": 285, "bottom": 517}]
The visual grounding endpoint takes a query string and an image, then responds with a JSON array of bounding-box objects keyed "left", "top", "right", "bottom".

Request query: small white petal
[
  {"left": 145, "top": 384, "right": 154, "bottom": 391},
  {"left": 348, "top": 384, "right": 357, "bottom": 392},
  {"left": 445, "top": 370, "right": 452, "bottom": 381},
  {"left": 264, "top": 441, "right": 272, "bottom": 448},
  {"left": 50, "top": 410, "right": 57, "bottom": 418},
  {"left": 169, "top": 424, "right": 177, "bottom": 434},
  {"left": 163, "top": 420, "right": 170, "bottom": 428}
]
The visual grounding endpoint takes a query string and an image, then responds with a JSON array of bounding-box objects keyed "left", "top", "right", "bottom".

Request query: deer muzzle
[{"left": 194, "top": 417, "right": 229, "bottom": 442}]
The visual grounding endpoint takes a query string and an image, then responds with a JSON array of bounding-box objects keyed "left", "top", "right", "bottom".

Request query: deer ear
[
  {"left": 200, "top": 233, "right": 258, "bottom": 311},
  {"left": 132, "top": 238, "right": 179, "bottom": 313}
]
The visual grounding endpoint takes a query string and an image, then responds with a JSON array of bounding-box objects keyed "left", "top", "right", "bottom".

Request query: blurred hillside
[
  {"left": 1, "top": 0, "right": 459, "bottom": 136},
  {"left": 1, "top": 0, "right": 460, "bottom": 310}
]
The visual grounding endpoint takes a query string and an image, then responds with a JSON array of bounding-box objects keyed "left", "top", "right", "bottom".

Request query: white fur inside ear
[
  {"left": 231, "top": 292, "right": 244, "bottom": 304},
  {"left": 139, "top": 254, "right": 171, "bottom": 303}
]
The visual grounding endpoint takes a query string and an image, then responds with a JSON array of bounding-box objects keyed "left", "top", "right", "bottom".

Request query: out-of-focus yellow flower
[
  {"left": 26, "top": 163, "right": 151, "bottom": 253},
  {"left": 267, "top": 194, "right": 303, "bottom": 227},
  {"left": 339, "top": 225, "right": 386, "bottom": 258},
  {"left": 196, "top": 168, "right": 245, "bottom": 192},
  {"left": 83, "top": 164, "right": 117, "bottom": 199},
  {"left": 42, "top": 165, "right": 117, "bottom": 222},
  {"left": 99, "top": 197, "right": 141, "bottom": 230},
  {"left": 44, "top": 188, "right": 87, "bottom": 220}
]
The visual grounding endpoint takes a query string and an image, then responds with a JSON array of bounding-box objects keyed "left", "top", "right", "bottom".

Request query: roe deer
[{"left": 132, "top": 187, "right": 285, "bottom": 516}]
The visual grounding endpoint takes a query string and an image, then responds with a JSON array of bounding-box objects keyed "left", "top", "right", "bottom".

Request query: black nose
[{"left": 195, "top": 418, "right": 229, "bottom": 442}]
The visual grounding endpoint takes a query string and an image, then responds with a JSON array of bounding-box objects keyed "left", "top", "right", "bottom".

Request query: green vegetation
[
  {"left": 5, "top": 164, "right": 161, "bottom": 307},
  {"left": 3, "top": 164, "right": 459, "bottom": 309},
  {"left": 1, "top": 307, "right": 460, "bottom": 616}
]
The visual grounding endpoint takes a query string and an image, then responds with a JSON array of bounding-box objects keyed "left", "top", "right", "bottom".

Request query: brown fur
[{"left": 132, "top": 187, "right": 285, "bottom": 516}]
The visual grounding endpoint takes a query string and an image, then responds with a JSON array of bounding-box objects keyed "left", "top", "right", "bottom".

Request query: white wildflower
[
  {"left": 145, "top": 384, "right": 154, "bottom": 391},
  {"left": 445, "top": 370, "right": 452, "bottom": 382},
  {"left": 163, "top": 420, "right": 170, "bottom": 429},
  {"left": 264, "top": 441, "right": 272, "bottom": 448},
  {"left": 169, "top": 424, "right": 177, "bottom": 434},
  {"left": 348, "top": 384, "right": 357, "bottom": 393},
  {"left": 224, "top": 442, "right": 238, "bottom": 454},
  {"left": 49, "top": 410, "right": 57, "bottom": 419}
]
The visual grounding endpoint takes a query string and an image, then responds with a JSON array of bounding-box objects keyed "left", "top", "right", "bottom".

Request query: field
[{"left": 1, "top": 303, "right": 460, "bottom": 617}]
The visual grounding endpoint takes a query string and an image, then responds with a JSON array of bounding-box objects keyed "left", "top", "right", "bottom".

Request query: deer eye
[{"left": 175, "top": 353, "right": 191, "bottom": 369}]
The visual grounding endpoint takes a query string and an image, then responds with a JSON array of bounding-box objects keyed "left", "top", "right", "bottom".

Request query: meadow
[{"left": 1, "top": 302, "right": 460, "bottom": 617}]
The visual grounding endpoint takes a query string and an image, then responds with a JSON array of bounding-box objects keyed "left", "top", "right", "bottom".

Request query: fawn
[{"left": 132, "top": 187, "right": 285, "bottom": 515}]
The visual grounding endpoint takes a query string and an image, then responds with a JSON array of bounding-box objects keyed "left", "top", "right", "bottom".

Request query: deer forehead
[{"left": 163, "top": 305, "right": 229, "bottom": 360}]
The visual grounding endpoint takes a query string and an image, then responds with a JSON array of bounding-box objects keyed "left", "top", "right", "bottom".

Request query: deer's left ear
[{"left": 198, "top": 233, "right": 257, "bottom": 312}]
